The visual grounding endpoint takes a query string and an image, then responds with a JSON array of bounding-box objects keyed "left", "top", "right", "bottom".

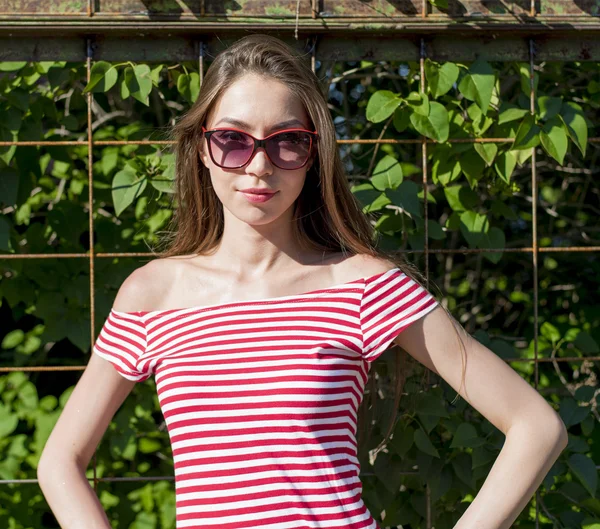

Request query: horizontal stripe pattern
[
  {"left": 92, "top": 310, "right": 149, "bottom": 381},
  {"left": 93, "top": 267, "right": 438, "bottom": 528},
  {"left": 361, "top": 269, "right": 439, "bottom": 362}
]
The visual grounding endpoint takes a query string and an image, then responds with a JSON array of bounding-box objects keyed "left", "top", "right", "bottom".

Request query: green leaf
[
  {"left": 518, "top": 62, "right": 539, "bottom": 98},
  {"left": 120, "top": 72, "right": 130, "bottom": 100},
  {"left": 494, "top": 150, "right": 518, "bottom": 184},
  {"left": 560, "top": 398, "right": 590, "bottom": 428},
  {"left": 540, "top": 321, "right": 560, "bottom": 344},
  {"left": 47, "top": 201, "right": 87, "bottom": 246},
  {"left": 568, "top": 454, "right": 598, "bottom": 497},
  {"left": 451, "top": 453, "right": 474, "bottom": 488},
  {"left": 410, "top": 101, "right": 449, "bottom": 143},
  {"left": 83, "top": 61, "right": 118, "bottom": 93},
  {"left": 393, "top": 108, "right": 410, "bottom": 133},
  {"left": 444, "top": 185, "right": 478, "bottom": 212},
  {"left": 540, "top": 117, "right": 568, "bottom": 164},
  {"left": 514, "top": 148, "right": 533, "bottom": 166},
  {"left": 110, "top": 430, "right": 138, "bottom": 461},
  {"left": 429, "top": 466, "right": 454, "bottom": 504},
  {"left": 150, "top": 176, "right": 175, "bottom": 194},
  {"left": 472, "top": 446, "right": 496, "bottom": 469},
  {"left": 491, "top": 199, "right": 518, "bottom": 220},
  {"left": 498, "top": 104, "right": 528, "bottom": 125},
  {"left": 428, "top": 0, "right": 449, "bottom": 8},
  {"left": 513, "top": 113, "right": 540, "bottom": 150},
  {"left": 538, "top": 96, "right": 563, "bottom": 121},
  {"left": 112, "top": 165, "right": 147, "bottom": 216},
  {"left": 0, "top": 215, "right": 12, "bottom": 252},
  {"left": 467, "top": 103, "right": 494, "bottom": 137},
  {"left": 414, "top": 393, "right": 450, "bottom": 418},
  {"left": 366, "top": 90, "right": 402, "bottom": 123},
  {"left": 0, "top": 404, "right": 19, "bottom": 439},
  {"left": 432, "top": 156, "right": 461, "bottom": 186},
  {"left": 151, "top": 159, "right": 176, "bottom": 194},
  {"left": 459, "top": 211, "right": 489, "bottom": 247},
  {"left": 371, "top": 155, "right": 403, "bottom": 191},
  {"left": 0, "top": 167, "right": 19, "bottom": 206},
  {"left": 417, "top": 187, "right": 436, "bottom": 204},
  {"left": 375, "top": 212, "right": 403, "bottom": 234},
  {"left": 406, "top": 91, "right": 430, "bottom": 116},
  {"left": 459, "top": 149, "right": 486, "bottom": 188},
  {"left": 0, "top": 128, "right": 17, "bottom": 165},
  {"left": 351, "top": 183, "right": 390, "bottom": 213},
  {"left": 390, "top": 425, "right": 415, "bottom": 457},
  {"left": 6, "top": 87, "right": 30, "bottom": 112},
  {"left": 0, "top": 62, "right": 27, "bottom": 72},
  {"left": 574, "top": 331, "right": 599, "bottom": 354},
  {"left": 480, "top": 227, "right": 505, "bottom": 263},
  {"left": 458, "top": 59, "right": 495, "bottom": 115},
  {"left": 177, "top": 72, "right": 200, "bottom": 104},
  {"left": 138, "top": 437, "right": 162, "bottom": 453},
  {"left": 414, "top": 427, "right": 440, "bottom": 458},
  {"left": 123, "top": 64, "right": 153, "bottom": 105},
  {"left": 425, "top": 60, "right": 458, "bottom": 98},
  {"left": 450, "top": 423, "right": 480, "bottom": 448},
  {"left": 4, "top": 108, "right": 22, "bottom": 133},
  {"left": 387, "top": 180, "right": 422, "bottom": 219},
  {"left": 419, "top": 413, "right": 440, "bottom": 434},
  {"left": 474, "top": 142, "right": 497, "bottom": 167},
  {"left": 559, "top": 101, "right": 588, "bottom": 157},
  {"left": 2, "top": 330, "right": 24, "bottom": 349},
  {"left": 373, "top": 453, "right": 404, "bottom": 494},
  {"left": 426, "top": 219, "right": 445, "bottom": 240},
  {"left": 150, "top": 64, "right": 164, "bottom": 85}
]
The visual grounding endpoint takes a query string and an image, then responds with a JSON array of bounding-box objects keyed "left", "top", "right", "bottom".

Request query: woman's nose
[{"left": 245, "top": 147, "right": 274, "bottom": 176}]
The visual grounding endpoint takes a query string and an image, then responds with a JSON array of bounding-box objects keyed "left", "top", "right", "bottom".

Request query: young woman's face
[{"left": 199, "top": 73, "right": 315, "bottom": 227}]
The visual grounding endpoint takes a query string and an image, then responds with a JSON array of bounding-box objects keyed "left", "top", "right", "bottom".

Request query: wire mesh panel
[{"left": 0, "top": 1, "right": 598, "bottom": 528}]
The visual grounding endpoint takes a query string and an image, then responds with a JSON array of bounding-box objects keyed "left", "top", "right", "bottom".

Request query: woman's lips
[{"left": 239, "top": 191, "right": 277, "bottom": 203}]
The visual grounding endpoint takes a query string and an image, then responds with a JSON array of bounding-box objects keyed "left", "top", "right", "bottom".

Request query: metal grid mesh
[{"left": 0, "top": 1, "right": 598, "bottom": 526}]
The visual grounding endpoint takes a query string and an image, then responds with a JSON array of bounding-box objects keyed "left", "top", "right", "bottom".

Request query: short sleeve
[
  {"left": 92, "top": 309, "right": 151, "bottom": 382},
  {"left": 360, "top": 268, "right": 439, "bottom": 362}
]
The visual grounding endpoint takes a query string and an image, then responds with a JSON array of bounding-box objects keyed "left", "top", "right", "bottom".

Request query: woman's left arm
[{"left": 393, "top": 305, "right": 569, "bottom": 529}]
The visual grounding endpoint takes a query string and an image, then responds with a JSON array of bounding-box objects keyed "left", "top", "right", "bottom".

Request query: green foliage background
[{"left": 0, "top": 55, "right": 599, "bottom": 528}]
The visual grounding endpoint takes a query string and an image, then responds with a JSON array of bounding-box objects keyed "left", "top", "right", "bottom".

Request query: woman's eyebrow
[{"left": 214, "top": 117, "right": 308, "bottom": 131}]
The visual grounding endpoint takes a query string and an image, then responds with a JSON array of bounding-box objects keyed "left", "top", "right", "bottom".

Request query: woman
[{"left": 38, "top": 34, "right": 567, "bottom": 529}]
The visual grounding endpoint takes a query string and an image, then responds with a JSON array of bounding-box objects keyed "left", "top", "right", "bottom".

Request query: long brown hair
[{"left": 153, "top": 33, "right": 467, "bottom": 458}]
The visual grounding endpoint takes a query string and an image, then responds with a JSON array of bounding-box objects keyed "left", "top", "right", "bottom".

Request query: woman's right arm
[
  {"left": 38, "top": 355, "right": 136, "bottom": 528},
  {"left": 38, "top": 267, "right": 154, "bottom": 529}
]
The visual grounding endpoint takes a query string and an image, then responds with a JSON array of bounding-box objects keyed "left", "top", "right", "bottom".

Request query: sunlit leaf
[
  {"left": 366, "top": 90, "right": 402, "bottom": 123},
  {"left": 83, "top": 61, "right": 118, "bottom": 93},
  {"left": 425, "top": 60, "right": 458, "bottom": 98},
  {"left": 410, "top": 101, "right": 449, "bottom": 143}
]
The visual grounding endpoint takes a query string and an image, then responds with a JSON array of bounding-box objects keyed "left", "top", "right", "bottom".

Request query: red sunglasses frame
[{"left": 201, "top": 126, "right": 319, "bottom": 170}]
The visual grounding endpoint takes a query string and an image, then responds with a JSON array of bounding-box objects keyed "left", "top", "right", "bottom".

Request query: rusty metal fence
[{"left": 0, "top": 1, "right": 599, "bottom": 527}]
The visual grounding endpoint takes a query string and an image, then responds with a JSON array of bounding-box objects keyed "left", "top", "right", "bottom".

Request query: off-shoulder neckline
[{"left": 110, "top": 267, "right": 403, "bottom": 317}]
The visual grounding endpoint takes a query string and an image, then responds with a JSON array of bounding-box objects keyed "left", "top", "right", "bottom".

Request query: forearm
[
  {"left": 38, "top": 457, "right": 111, "bottom": 529},
  {"left": 453, "top": 418, "right": 568, "bottom": 529}
]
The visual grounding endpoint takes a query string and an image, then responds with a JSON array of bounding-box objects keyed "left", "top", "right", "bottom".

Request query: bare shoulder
[
  {"left": 112, "top": 257, "right": 182, "bottom": 312},
  {"left": 338, "top": 253, "right": 399, "bottom": 282}
]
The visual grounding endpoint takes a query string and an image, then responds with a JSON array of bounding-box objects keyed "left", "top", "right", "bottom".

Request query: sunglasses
[{"left": 201, "top": 126, "right": 319, "bottom": 170}]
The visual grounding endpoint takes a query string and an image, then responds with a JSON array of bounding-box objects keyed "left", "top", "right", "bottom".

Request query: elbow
[
  {"left": 511, "top": 409, "right": 568, "bottom": 450},
  {"left": 37, "top": 448, "right": 77, "bottom": 485},
  {"left": 543, "top": 410, "right": 569, "bottom": 451},
  {"left": 555, "top": 416, "right": 569, "bottom": 449},
  {"left": 37, "top": 449, "right": 56, "bottom": 486}
]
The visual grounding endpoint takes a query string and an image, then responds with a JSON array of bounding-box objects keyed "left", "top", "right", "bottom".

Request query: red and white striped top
[{"left": 93, "top": 267, "right": 438, "bottom": 529}]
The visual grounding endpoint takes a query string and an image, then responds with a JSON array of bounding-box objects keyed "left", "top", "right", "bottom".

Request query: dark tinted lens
[
  {"left": 266, "top": 131, "right": 312, "bottom": 169},
  {"left": 209, "top": 130, "right": 254, "bottom": 168}
]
